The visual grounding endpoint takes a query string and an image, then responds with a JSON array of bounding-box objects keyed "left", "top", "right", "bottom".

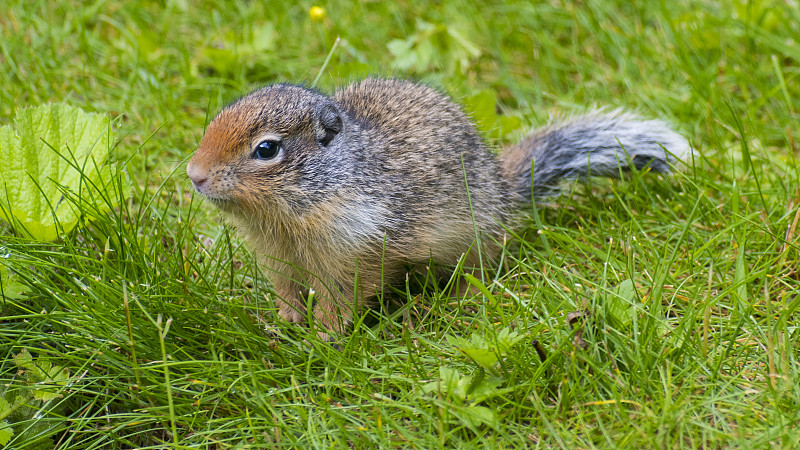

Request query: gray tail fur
[{"left": 500, "top": 110, "right": 690, "bottom": 200}]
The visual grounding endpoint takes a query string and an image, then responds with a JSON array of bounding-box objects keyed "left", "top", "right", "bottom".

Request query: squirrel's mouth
[
  {"left": 190, "top": 179, "right": 238, "bottom": 207},
  {"left": 190, "top": 187, "right": 235, "bottom": 209},
  {"left": 203, "top": 195, "right": 238, "bottom": 211},
  {"left": 201, "top": 193, "right": 263, "bottom": 217}
]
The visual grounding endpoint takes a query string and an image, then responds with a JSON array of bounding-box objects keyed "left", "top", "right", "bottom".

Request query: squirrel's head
[{"left": 187, "top": 84, "right": 348, "bottom": 218}]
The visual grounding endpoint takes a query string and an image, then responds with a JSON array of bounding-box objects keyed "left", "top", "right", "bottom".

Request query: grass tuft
[{"left": 1, "top": 0, "right": 800, "bottom": 447}]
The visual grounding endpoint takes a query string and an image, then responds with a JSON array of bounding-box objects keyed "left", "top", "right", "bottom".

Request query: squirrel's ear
[{"left": 314, "top": 103, "right": 343, "bottom": 147}]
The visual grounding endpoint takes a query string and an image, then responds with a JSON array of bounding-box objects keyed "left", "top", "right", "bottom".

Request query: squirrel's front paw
[{"left": 277, "top": 301, "right": 305, "bottom": 323}]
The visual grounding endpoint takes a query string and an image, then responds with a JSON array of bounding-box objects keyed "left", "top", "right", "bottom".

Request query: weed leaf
[
  {"left": 0, "top": 260, "right": 27, "bottom": 299},
  {"left": 0, "top": 420, "right": 12, "bottom": 446},
  {"left": 0, "top": 103, "right": 115, "bottom": 241}
]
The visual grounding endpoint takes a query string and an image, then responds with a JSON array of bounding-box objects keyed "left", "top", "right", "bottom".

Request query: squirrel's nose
[{"left": 186, "top": 162, "right": 208, "bottom": 188}]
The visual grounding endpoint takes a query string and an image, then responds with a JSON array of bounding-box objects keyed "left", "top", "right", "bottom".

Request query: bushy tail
[{"left": 500, "top": 110, "right": 690, "bottom": 200}]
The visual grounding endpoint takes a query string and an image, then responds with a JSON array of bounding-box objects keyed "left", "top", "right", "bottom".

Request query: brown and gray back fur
[{"left": 187, "top": 78, "right": 689, "bottom": 337}]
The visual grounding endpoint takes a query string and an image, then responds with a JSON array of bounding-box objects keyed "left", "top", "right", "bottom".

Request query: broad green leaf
[
  {"left": 494, "top": 327, "right": 525, "bottom": 352},
  {"left": 422, "top": 366, "right": 467, "bottom": 397},
  {"left": 387, "top": 39, "right": 417, "bottom": 71},
  {"left": 603, "top": 280, "right": 679, "bottom": 345},
  {"left": 0, "top": 259, "right": 27, "bottom": 299},
  {"left": 31, "top": 362, "right": 70, "bottom": 402},
  {"left": 12, "top": 349, "right": 33, "bottom": 371},
  {"left": 12, "top": 349, "right": 70, "bottom": 402},
  {"left": 388, "top": 19, "right": 482, "bottom": 76},
  {"left": 422, "top": 366, "right": 507, "bottom": 406},
  {"left": 0, "top": 420, "right": 13, "bottom": 446},
  {"left": 463, "top": 90, "right": 522, "bottom": 139},
  {"left": 192, "top": 22, "right": 275, "bottom": 77},
  {"left": 448, "top": 334, "right": 499, "bottom": 370},
  {"left": 0, "top": 103, "right": 114, "bottom": 241},
  {"left": 463, "top": 90, "right": 498, "bottom": 132},
  {"left": 456, "top": 405, "right": 497, "bottom": 428},
  {"left": 420, "top": 368, "right": 500, "bottom": 429},
  {"left": 606, "top": 279, "right": 638, "bottom": 327},
  {"left": 447, "top": 327, "right": 525, "bottom": 373},
  {"left": 458, "top": 347, "right": 499, "bottom": 371},
  {"left": 0, "top": 397, "right": 10, "bottom": 416}
]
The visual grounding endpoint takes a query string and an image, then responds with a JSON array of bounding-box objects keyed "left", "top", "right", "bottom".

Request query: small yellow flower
[{"left": 309, "top": 6, "right": 326, "bottom": 23}]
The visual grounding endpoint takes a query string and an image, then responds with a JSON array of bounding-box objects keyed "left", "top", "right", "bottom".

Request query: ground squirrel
[{"left": 187, "top": 78, "right": 689, "bottom": 338}]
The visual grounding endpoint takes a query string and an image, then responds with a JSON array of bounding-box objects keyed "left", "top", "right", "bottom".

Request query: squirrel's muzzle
[{"left": 186, "top": 161, "right": 209, "bottom": 190}]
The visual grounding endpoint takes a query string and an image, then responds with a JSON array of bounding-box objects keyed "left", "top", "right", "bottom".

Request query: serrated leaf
[
  {"left": 422, "top": 365, "right": 508, "bottom": 407},
  {"left": 12, "top": 350, "right": 70, "bottom": 403},
  {"left": 387, "top": 19, "right": 482, "bottom": 76},
  {"left": 0, "top": 103, "right": 115, "bottom": 241},
  {"left": 0, "top": 420, "right": 13, "bottom": 446},
  {"left": 606, "top": 279, "right": 637, "bottom": 327},
  {"left": 465, "top": 375, "right": 505, "bottom": 404},
  {"left": 0, "top": 260, "right": 27, "bottom": 299},
  {"left": 422, "top": 367, "right": 474, "bottom": 401},
  {"left": 495, "top": 327, "right": 525, "bottom": 352},
  {"left": 387, "top": 39, "right": 417, "bottom": 71},
  {"left": 32, "top": 387, "right": 63, "bottom": 403},
  {"left": 12, "top": 349, "right": 33, "bottom": 371},
  {"left": 459, "top": 346, "right": 500, "bottom": 371},
  {"left": 463, "top": 90, "right": 497, "bottom": 132},
  {"left": 463, "top": 90, "right": 522, "bottom": 139},
  {"left": 447, "top": 327, "right": 524, "bottom": 373},
  {"left": 192, "top": 23, "right": 276, "bottom": 77},
  {"left": 32, "top": 365, "right": 69, "bottom": 403},
  {"left": 457, "top": 405, "right": 497, "bottom": 428}
]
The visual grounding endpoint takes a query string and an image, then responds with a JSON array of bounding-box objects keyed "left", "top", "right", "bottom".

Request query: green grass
[{"left": 1, "top": 0, "right": 799, "bottom": 448}]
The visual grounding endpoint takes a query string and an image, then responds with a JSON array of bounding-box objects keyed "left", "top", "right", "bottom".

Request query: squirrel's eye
[{"left": 252, "top": 140, "right": 282, "bottom": 160}]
